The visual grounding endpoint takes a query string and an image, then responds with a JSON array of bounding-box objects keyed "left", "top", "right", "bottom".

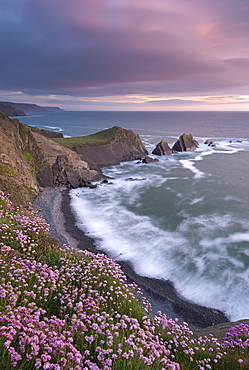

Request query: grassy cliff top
[{"left": 54, "top": 126, "right": 119, "bottom": 148}]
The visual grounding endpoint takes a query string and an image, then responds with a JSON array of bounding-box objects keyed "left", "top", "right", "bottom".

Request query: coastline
[{"left": 33, "top": 187, "right": 229, "bottom": 330}]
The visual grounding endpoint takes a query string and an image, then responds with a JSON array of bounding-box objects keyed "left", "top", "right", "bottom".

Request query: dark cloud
[{"left": 1, "top": 0, "right": 249, "bottom": 105}]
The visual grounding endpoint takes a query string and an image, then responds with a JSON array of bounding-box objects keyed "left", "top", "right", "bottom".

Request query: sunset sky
[{"left": 1, "top": 0, "right": 249, "bottom": 111}]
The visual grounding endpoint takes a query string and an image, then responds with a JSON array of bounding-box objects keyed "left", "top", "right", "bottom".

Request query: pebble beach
[{"left": 33, "top": 187, "right": 229, "bottom": 330}]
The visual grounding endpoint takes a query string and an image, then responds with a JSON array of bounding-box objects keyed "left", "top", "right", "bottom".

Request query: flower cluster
[
  {"left": 0, "top": 191, "right": 49, "bottom": 258},
  {"left": 1, "top": 191, "right": 249, "bottom": 370},
  {"left": 223, "top": 323, "right": 249, "bottom": 349},
  {"left": 0, "top": 243, "right": 181, "bottom": 369}
]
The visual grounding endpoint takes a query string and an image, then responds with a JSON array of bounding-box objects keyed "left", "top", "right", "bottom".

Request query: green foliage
[
  {"left": 54, "top": 126, "right": 119, "bottom": 148},
  {"left": 0, "top": 164, "right": 17, "bottom": 178},
  {"left": 1, "top": 192, "right": 249, "bottom": 370}
]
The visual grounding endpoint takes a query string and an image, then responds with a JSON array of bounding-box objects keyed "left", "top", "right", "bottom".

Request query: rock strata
[
  {"left": 152, "top": 141, "right": 173, "bottom": 155},
  {"left": 0, "top": 113, "right": 101, "bottom": 205},
  {"left": 172, "top": 134, "right": 199, "bottom": 152},
  {"left": 74, "top": 126, "right": 148, "bottom": 168},
  {"left": 0, "top": 116, "right": 148, "bottom": 205}
]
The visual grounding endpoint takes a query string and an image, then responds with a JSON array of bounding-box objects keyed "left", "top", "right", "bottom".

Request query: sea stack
[
  {"left": 172, "top": 134, "right": 199, "bottom": 152},
  {"left": 152, "top": 140, "right": 173, "bottom": 155}
]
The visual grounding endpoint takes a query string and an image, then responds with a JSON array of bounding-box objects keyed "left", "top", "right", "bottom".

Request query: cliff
[
  {"left": 0, "top": 102, "right": 26, "bottom": 117},
  {"left": 0, "top": 113, "right": 100, "bottom": 206},
  {"left": 0, "top": 101, "right": 64, "bottom": 116},
  {"left": 56, "top": 126, "right": 148, "bottom": 168},
  {"left": 0, "top": 116, "right": 147, "bottom": 206}
]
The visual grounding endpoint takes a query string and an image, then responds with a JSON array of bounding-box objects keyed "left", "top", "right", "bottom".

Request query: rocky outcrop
[
  {"left": 0, "top": 114, "right": 39, "bottom": 205},
  {"left": 74, "top": 126, "right": 148, "bottom": 168},
  {"left": 204, "top": 139, "right": 217, "bottom": 147},
  {"left": 152, "top": 135, "right": 198, "bottom": 156},
  {"left": 41, "top": 130, "right": 64, "bottom": 139},
  {"left": 31, "top": 128, "right": 101, "bottom": 189},
  {"left": 0, "top": 117, "right": 149, "bottom": 206},
  {"left": 142, "top": 155, "right": 159, "bottom": 164},
  {"left": 51, "top": 154, "right": 100, "bottom": 188},
  {"left": 152, "top": 141, "right": 173, "bottom": 155},
  {"left": 0, "top": 113, "right": 101, "bottom": 205},
  {"left": 172, "top": 134, "right": 199, "bottom": 152}
]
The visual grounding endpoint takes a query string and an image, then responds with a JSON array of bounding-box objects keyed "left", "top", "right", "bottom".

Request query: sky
[{"left": 1, "top": 0, "right": 249, "bottom": 111}]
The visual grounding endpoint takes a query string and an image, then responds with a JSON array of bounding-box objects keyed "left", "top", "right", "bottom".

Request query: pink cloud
[{"left": 1, "top": 0, "right": 249, "bottom": 104}]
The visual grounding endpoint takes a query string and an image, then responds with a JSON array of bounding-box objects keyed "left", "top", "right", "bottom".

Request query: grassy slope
[{"left": 53, "top": 126, "right": 119, "bottom": 148}]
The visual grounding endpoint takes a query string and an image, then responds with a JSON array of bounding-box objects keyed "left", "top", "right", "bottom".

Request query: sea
[{"left": 19, "top": 111, "right": 249, "bottom": 321}]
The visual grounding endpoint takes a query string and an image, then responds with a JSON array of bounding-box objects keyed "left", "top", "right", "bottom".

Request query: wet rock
[
  {"left": 204, "top": 139, "right": 217, "bottom": 147},
  {"left": 172, "top": 134, "right": 199, "bottom": 152},
  {"left": 125, "top": 177, "right": 146, "bottom": 182},
  {"left": 142, "top": 155, "right": 159, "bottom": 163},
  {"left": 152, "top": 141, "right": 173, "bottom": 156}
]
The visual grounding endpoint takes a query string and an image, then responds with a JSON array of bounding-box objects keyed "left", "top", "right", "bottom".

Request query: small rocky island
[{"left": 152, "top": 134, "right": 199, "bottom": 156}]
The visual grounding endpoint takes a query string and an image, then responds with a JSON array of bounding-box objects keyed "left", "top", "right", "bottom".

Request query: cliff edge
[
  {"left": 0, "top": 116, "right": 147, "bottom": 206},
  {"left": 0, "top": 113, "right": 100, "bottom": 205},
  {"left": 56, "top": 126, "right": 148, "bottom": 168}
]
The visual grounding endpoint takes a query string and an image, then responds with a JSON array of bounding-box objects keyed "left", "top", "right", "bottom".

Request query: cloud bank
[{"left": 1, "top": 0, "right": 249, "bottom": 109}]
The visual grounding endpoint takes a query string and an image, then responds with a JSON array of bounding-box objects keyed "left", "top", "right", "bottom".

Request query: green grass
[
  {"left": 0, "top": 164, "right": 17, "bottom": 178},
  {"left": 54, "top": 126, "right": 119, "bottom": 148}
]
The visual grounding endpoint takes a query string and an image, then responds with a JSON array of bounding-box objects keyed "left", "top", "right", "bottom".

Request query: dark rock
[
  {"left": 142, "top": 155, "right": 159, "bottom": 163},
  {"left": 204, "top": 139, "right": 217, "bottom": 147},
  {"left": 40, "top": 130, "right": 64, "bottom": 139},
  {"left": 74, "top": 126, "right": 148, "bottom": 167},
  {"left": 37, "top": 166, "right": 53, "bottom": 188},
  {"left": 52, "top": 154, "right": 101, "bottom": 189},
  {"left": 88, "top": 183, "right": 97, "bottom": 189},
  {"left": 205, "top": 139, "right": 214, "bottom": 145},
  {"left": 172, "top": 134, "right": 199, "bottom": 152},
  {"left": 125, "top": 177, "right": 146, "bottom": 182},
  {"left": 152, "top": 141, "right": 173, "bottom": 155}
]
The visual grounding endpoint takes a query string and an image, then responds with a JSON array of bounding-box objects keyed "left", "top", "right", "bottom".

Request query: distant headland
[{"left": 0, "top": 101, "right": 64, "bottom": 117}]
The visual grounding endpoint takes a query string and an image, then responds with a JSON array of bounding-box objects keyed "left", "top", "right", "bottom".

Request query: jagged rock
[
  {"left": 0, "top": 114, "right": 41, "bottom": 205},
  {"left": 204, "top": 139, "right": 217, "bottom": 147},
  {"left": 52, "top": 154, "right": 101, "bottom": 189},
  {"left": 152, "top": 141, "right": 173, "bottom": 155},
  {"left": 37, "top": 166, "right": 54, "bottom": 188},
  {"left": 172, "top": 134, "right": 199, "bottom": 152},
  {"left": 74, "top": 126, "right": 148, "bottom": 167},
  {"left": 142, "top": 155, "right": 159, "bottom": 163},
  {"left": 40, "top": 130, "right": 64, "bottom": 139},
  {"left": 0, "top": 116, "right": 148, "bottom": 205},
  {"left": 0, "top": 113, "right": 102, "bottom": 205},
  {"left": 205, "top": 139, "right": 214, "bottom": 145}
]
